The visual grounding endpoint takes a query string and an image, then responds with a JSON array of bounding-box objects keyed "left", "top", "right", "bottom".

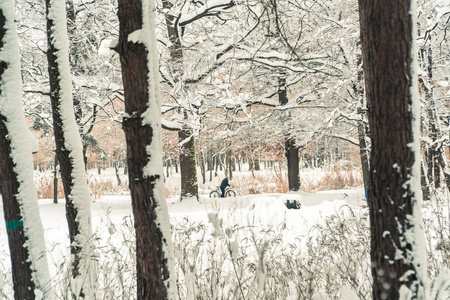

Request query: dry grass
[
  {"left": 230, "top": 172, "right": 289, "bottom": 195},
  {"left": 301, "top": 168, "right": 363, "bottom": 193},
  {"left": 191, "top": 168, "right": 362, "bottom": 198},
  {"left": 34, "top": 167, "right": 363, "bottom": 199},
  {"left": 35, "top": 173, "right": 65, "bottom": 199},
  {"left": 34, "top": 172, "right": 129, "bottom": 200}
]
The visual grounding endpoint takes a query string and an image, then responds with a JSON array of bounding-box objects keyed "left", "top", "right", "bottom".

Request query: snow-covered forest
[{"left": 0, "top": 0, "right": 449, "bottom": 299}]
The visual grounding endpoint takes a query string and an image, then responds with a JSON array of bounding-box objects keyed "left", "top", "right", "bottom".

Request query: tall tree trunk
[
  {"left": 166, "top": 157, "right": 171, "bottom": 178},
  {"left": 358, "top": 117, "right": 370, "bottom": 197},
  {"left": 354, "top": 52, "right": 371, "bottom": 197},
  {"left": 285, "top": 138, "right": 300, "bottom": 191},
  {"left": 179, "top": 129, "right": 199, "bottom": 200},
  {"left": 0, "top": 3, "right": 54, "bottom": 298},
  {"left": 421, "top": 160, "right": 430, "bottom": 201},
  {"left": 114, "top": 162, "right": 122, "bottom": 186},
  {"left": 206, "top": 150, "right": 211, "bottom": 171},
  {"left": 215, "top": 156, "right": 219, "bottom": 176},
  {"left": 359, "top": 0, "right": 426, "bottom": 298},
  {"left": 117, "top": 0, "right": 177, "bottom": 298},
  {"left": 162, "top": 0, "right": 199, "bottom": 200},
  {"left": 219, "top": 154, "right": 224, "bottom": 171},
  {"left": 254, "top": 156, "right": 260, "bottom": 171},
  {"left": 226, "top": 148, "right": 233, "bottom": 180},
  {"left": 422, "top": 46, "right": 441, "bottom": 190},
  {"left": 249, "top": 157, "right": 255, "bottom": 178},
  {"left": 53, "top": 153, "right": 58, "bottom": 204},
  {"left": 199, "top": 150, "right": 206, "bottom": 185},
  {"left": 279, "top": 62, "right": 300, "bottom": 191},
  {"left": 45, "top": 0, "right": 96, "bottom": 297},
  {"left": 436, "top": 151, "right": 450, "bottom": 191},
  {"left": 209, "top": 153, "right": 214, "bottom": 182}
]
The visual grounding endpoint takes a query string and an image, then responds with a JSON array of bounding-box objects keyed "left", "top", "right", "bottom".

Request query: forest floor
[
  {"left": 0, "top": 174, "right": 368, "bottom": 299},
  {"left": 4, "top": 168, "right": 447, "bottom": 299}
]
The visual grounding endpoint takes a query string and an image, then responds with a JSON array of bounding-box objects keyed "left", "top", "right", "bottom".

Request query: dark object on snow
[
  {"left": 220, "top": 177, "right": 230, "bottom": 198},
  {"left": 286, "top": 200, "right": 301, "bottom": 209}
]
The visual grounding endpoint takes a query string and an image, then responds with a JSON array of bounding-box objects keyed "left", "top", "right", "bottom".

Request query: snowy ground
[
  {"left": 0, "top": 187, "right": 366, "bottom": 250},
  {"left": 0, "top": 188, "right": 367, "bottom": 298},
  {"left": 7, "top": 188, "right": 365, "bottom": 245}
]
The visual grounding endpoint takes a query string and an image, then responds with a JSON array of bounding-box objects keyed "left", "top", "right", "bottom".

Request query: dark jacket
[{"left": 220, "top": 178, "right": 230, "bottom": 190}]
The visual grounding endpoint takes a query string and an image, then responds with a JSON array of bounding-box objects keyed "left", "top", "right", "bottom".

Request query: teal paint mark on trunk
[{"left": 6, "top": 220, "right": 23, "bottom": 232}]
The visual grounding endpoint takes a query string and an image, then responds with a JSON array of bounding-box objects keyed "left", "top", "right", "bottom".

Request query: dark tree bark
[
  {"left": 285, "top": 138, "right": 300, "bottom": 191},
  {"left": 199, "top": 150, "right": 206, "bottom": 185},
  {"left": 209, "top": 154, "right": 215, "bottom": 181},
  {"left": 219, "top": 154, "right": 224, "bottom": 171},
  {"left": 166, "top": 157, "right": 171, "bottom": 178},
  {"left": 114, "top": 162, "right": 122, "bottom": 186},
  {"left": 46, "top": 2, "right": 83, "bottom": 281},
  {"left": 179, "top": 129, "right": 199, "bottom": 199},
  {"left": 162, "top": 0, "right": 199, "bottom": 201},
  {"left": 249, "top": 157, "right": 255, "bottom": 178},
  {"left": 226, "top": 148, "right": 233, "bottom": 180},
  {"left": 53, "top": 153, "right": 58, "bottom": 204},
  {"left": 358, "top": 120, "right": 370, "bottom": 195},
  {"left": 354, "top": 53, "right": 371, "bottom": 196},
  {"left": 359, "top": 0, "right": 425, "bottom": 299},
  {"left": 206, "top": 151, "right": 211, "bottom": 171},
  {"left": 254, "top": 156, "right": 260, "bottom": 171},
  {"left": 279, "top": 76, "right": 300, "bottom": 191},
  {"left": 421, "top": 46, "right": 441, "bottom": 190},
  {"left": 117, "top": 0, "right": 176, "bottom": 298},
  {"left": 0, "top": 122, "right": 35, "bottom": 300},
  {"left": 0, "top": 4, "right": 52, "bottom": 298},
  {"left": 45, "top": 0, "right": 95, "bottom": 296}
]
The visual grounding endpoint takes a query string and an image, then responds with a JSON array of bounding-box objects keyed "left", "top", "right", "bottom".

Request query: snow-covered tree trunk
[
  {"left": 117, "top": 0, "right": 177, "bottom": 298},
  {"left": 0, "top": 1, "right": 54, "bottom": 298},
  {"left": 45, "top": 0, "right": 96, "bottom": 298},
  {"left": 358, "top": 0, "right": 426, "bottom": 298}
]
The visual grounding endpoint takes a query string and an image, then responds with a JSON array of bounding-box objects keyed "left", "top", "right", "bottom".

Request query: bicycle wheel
[
  {"left": 209, "top": 190, "right": 220, "bottom": 198},
  {"left": 225, "top": 190, "right": 236, "bottom": 197}
]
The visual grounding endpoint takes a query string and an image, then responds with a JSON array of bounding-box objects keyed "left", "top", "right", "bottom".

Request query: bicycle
[{"left": 209, "top": 187, "right": 236, "bottom": 198}]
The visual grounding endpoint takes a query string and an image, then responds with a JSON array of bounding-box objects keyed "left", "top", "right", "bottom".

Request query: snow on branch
[
  {"left": 23, "top": 87, "right": 50, "bottom": 96},
  {"left": 327, "top": 134, "right": 359, "bottom": 146},
  {"left": 178, "top": 0, "right": 235, "bottom": 27},
  {"left": 161, "top": 117, "right": 183, "bottom": 131},
  {"left": 183, "top": 6, "right": 262, "bottom": 84}
]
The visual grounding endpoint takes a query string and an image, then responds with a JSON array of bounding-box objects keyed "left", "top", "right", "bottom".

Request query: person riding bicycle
[{"left": 220, "top": 176, "right": 230, "bottom": 198}]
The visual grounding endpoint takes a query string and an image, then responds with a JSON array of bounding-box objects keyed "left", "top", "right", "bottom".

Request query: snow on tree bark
[
  {"left": 117, "top": 0, "right": 177, "bottom": 298},
  {"left": 0, "top": 1, "right": 54, "bottom": 298},
  {"left": 45, "top": 0, "right": 97, "bottom": 297},
  {"left": 358, "top": 0, "right": 426, "bottom": 298}
]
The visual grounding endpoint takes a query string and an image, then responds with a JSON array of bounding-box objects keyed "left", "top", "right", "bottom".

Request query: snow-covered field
[
  {"left": 1, "top": 187, "right": 371, "bottom": 299},
  {"left": 2, "top": 173, "right": 449, "bottom": 299}
]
